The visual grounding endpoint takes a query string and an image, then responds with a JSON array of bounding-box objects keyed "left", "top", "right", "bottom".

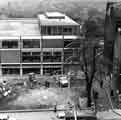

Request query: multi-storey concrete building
[{"left": 0, "top": 12, "right": 81, "bottom": 76}]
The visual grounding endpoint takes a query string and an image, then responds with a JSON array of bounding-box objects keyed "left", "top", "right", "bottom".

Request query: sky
[{"left": 0, "top": 0, "right": 120, "bottom": 18}]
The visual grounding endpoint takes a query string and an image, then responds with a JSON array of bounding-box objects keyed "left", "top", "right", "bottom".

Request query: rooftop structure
[
  {"left": 38, "top": 12, "right": 79, "bottom": 26},
  {"left": 45, "top": 12, "right": 65, "bottom": 19}
]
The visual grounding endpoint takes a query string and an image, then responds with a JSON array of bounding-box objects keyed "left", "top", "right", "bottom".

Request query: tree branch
[
  {"left": 90, "top": 46, "right": 96, "bottom": 85},
  {"left": 82, "top": 44, "right": 89, "bottom": 83}
]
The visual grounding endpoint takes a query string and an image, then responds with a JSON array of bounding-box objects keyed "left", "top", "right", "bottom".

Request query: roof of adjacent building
[
  {"left": 0, "top": 18, "right": 40, "bottom": 37},
  {"left": 38, "top": 12, "right": 79, "bottom": 26}
]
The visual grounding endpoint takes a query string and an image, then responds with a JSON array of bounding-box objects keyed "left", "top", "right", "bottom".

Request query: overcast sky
[
  {"left": 0, "top": 0, "right": 120, "bottom": 4},
  {"left": 0, "top": 0, "right": 119, "bottom": 18}
]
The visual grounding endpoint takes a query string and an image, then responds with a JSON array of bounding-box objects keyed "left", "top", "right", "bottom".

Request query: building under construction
[{"left": 0, "top": 12, "right": 81, "bottom": 76}]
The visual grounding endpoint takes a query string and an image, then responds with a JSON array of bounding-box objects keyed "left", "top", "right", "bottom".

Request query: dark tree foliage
[
  {"left": 83, "top": 16, "right": 104, "bottom": 39},
  {"left": 81, "top": 12, "right": 105, "bottom": 107},
  {"left": 82, "top": 43, "right": 97, "bottom": 107}
]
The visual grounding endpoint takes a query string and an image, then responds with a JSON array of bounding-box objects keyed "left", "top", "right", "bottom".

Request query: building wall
[
  {"left": 1, "top": 50, "right": 20, "bottom": 63},
  {"left": 0, "top": 21, "right": 81, "bottom": 76},
  {"left": 42, "top": 39, "right": 63, "bottom": 48}
]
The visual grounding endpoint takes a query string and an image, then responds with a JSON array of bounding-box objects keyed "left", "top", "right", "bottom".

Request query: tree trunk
[
  {"left": 86, "top": 47, "right": 96, "bottom": 107},
  {"left": 86, "top": 82, "right": 92, "bottom": 107}
]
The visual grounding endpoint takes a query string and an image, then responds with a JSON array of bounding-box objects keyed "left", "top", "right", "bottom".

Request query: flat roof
[
  {"left": 0, "top": 18, "right": 40, "bottom": 37},
  {"left": 45, "top": 12, "right": 65, "bottom": 19},
  {"left": 0, "top": 13, "right": 79, "bottom": 37},
  {"left": 38, "top": 12, "right": 79, "bottom": 26}
]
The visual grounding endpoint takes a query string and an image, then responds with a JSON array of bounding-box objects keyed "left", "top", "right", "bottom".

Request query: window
[
  {"left": 58, "top": 26, "right": 62, "bottom": 35},
  {"left": 2, "top": 40, "right": 18, "bottom": 48},
  {"left": 2, "top": 68, "right": 20, "bottom": 75},
  {"left": 53, "top": 52, "right": 62, "bottom": 62},
  {"left": 23, "top": 39, "right": 40, "bottom": 48},
  {"left": 52, "top": 26, "right": 57, "bottom": 35},
  {"left": 51, "top": 26, "right": 62, "bottom": 35},
  {"left": 41, "top": 26, "right": 79, "bottom": 35},
  {"left": 41, "top": 26, "right": 46, "bottom": 35},
  {"left": 22, "top": 52, "right": 31, "bottom": 56},
  {"left": 47, "top": 27, "right": 51, "bottom": 35},
  {"left": 63, "top": 26, "right": 80, "bottom": 35},
  {"left": 64, "top": 40, "right": 72, "bottom": 47},
  {"left": 41, "top": 26, "right": 63, "bottom": 35},
  {"left": 63, "top": 28, "right": 72, "bottom": 32},
  {"left": 43, "top": 52, "right": 52, "bottom": 62},
  {"left": 64, "top": 49, "right": 73, "bottom": 62},
  {"left": 63, "top": 27, "right": 72, "bottom": 35},
  {"left": 43, "top": 52, "right": 62, "bottom": 62},
  {"left": 23, "top": 68, "right": 40, "bottom": 74},
  {"left": 22, "top": 52, "right": 40, "bottom": 62},
  {"left": 43, "top": 66, "right": 61, "bottom": 75}
]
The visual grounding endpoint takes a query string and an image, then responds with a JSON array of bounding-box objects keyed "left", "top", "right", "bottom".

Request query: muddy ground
[{"left": 0, "top": 76, "right": 86, "bottom": 110}]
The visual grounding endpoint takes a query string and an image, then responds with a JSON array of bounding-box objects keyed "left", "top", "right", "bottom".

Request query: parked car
[
  {"left": 58, "top": 76, "right": 68, "bottom": 87},
  {"left": 56, "top": 111, "right": 65, "bottom": 119},
  {"left": 0, "top": 114, "right": 16, "bottom": 120}
]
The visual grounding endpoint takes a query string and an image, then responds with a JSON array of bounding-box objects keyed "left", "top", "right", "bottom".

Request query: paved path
[{"left": 0, "top": 111, "right": 57, "bottom": 120}]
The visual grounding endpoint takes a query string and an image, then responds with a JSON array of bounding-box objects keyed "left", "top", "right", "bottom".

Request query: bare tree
[
  {"left": 81, "top": 14, "right": 104, "bottom": 107},
  {"left": 81, "top": 40, "right": 97, "bottom": 107}
]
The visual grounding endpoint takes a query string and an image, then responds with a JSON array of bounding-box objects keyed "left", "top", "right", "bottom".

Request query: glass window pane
[
  {"left": 22, "top": 52, "right": 40, "bottom": 62},
  {"left": 2, "top": 40, "right": 18, "bottom": 48},
  {"left": 23, "top": 39, "right": 40, "bottom": 48}
]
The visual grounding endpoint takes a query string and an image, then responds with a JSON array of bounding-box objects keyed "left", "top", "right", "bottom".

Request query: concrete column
[
  {"left": 20, "top": 66, "right": 23, "bottom": 78},
  {"left": 40, "top": 34, "right": 43, "bottom": 76},
  {"left": 0, "top": 66, "right": 2, "bottom": 77},
  {"left": 40, "top": 65, "right": 43, "bottom": 76},
  {"left": 61, "top": 51, "right": 64, "bottom": 75},
  {"left": 0, "top": 41, "right": 2, "bottom": 49}
]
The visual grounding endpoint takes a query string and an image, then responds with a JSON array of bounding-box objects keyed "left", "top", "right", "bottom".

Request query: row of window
[
  {"left": 2, "top": 40, "right": 40, "bottom": 48},
  {"left": 1, "top": 39, "right": 80, "bottom": 49},
  {"left": 22, "top": 51, "right": 79, "bottom": 63},
  {"left": 2, "top": 67, "right": 62, "bottom": 75},
  {"left": 22, "top": 52, "right": 62, "bottom": 62},
  {"left": 0, "top": 49, "right": 80, "bottom": 63},
  {"left": 41, "top": 26, "right": 80, "bottom": 35}
]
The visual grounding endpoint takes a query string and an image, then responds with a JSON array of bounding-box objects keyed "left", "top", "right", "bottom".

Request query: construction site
[
  {"left": 0, "top": 12, "right": 82, "bottom": 77},
  {"left": 0, "top": 12, "right": 87, "bottom": 112},
  {"left": 1, "top": 1, "right": 121, "bottom": 120}
]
